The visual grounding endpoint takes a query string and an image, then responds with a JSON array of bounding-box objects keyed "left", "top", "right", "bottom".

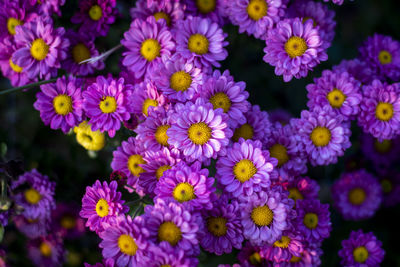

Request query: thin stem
[
  {"left": 132, "top": 202, "right": 143, "bottom": 218},
  {"left": 79, "top": 44, "right": 123, "bottom": 65},
  {"left": 0, "top": 77, "right": 60, "bottom": 96}
]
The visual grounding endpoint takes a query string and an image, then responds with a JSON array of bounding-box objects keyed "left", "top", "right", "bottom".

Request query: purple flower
[
  {"left": 155, "top": 161, "right": 215, "bottom": 211},
  {"left": 228, "top": 0, "right": 285, "bottom": 39},
  {"left": 237, "top": 242, "right": 266, "bottom": 267},
  {"left": 239, "top": 187, "right": 294, "bottom": 245},
  {"left": 122, "top": 16, "right": 175, "bottom": 80},
  {"left": 260, "top": 230, "right": 304, "bottom": 263},
  {"left": 34, "top": 76, "right": 83, "bottom": 133},
  {"left": 183, "top": 0, "right": 228, "bottom": 26},
  {"left": 232, "top": 105, "right": 271, "bottom": 142},
  {"left": 339, "top": 230, "right": 385, "bottom": 266},
  {"left": 333, "top": 59, "right": 377, "bottom": 85},
  {"left": 28, "top": 235, "right": 64, "bottom": 267},
  {"left": 99, "top": 215, "right": 151, "bottom": 267},
  {"left": 296, "top": 105, "right": 351, "bottom": 166},
  {"left": 274, "top": 247, "right": 322, "bottom": 267},
  {"left": 71, "top": 0, "right": 117, "bottom": 37},
  {"left": 14, "top": 214, "right": 51, "bottom": 239},
  {"left": 379, "top": 172, "right": 400, "bottom": 207},
  {"left": 198, "top": 196, "right": 244, "bottom": 255},
  {"left": 359, "top": 33, "right": 400, "bottom": 81},
  {"left": 201, "top": 69, "right": 250, "bottom": 128},
  {"left": 294, "top": 199, "right": 331, "bottom": 246},
  {"left": 83, "top": 76, "right": 133, "bottom": 137},
  {"left": 287, "top": 176, "right": 320, "bottom": 203},
  {"left": 79, "top": 180, "right": 129, "bottom": 233},
  {"left": 143, "top": 198, "right": 201, "bottom": 256},
  {"left": 167, "top": 98, "right": 232, "bottom": 163},
  {"left": 174, "top": 16, "right": 228, "bottom": 69},
  {"left": 51, "top": 203, "right": 86, "bottom": 239},
  {"left": 306, "top": 70, "right": 362, "bottom": 120},
  {"left": 28, "top": 0, "right": 66, "bottom": 16},
  {"left": 13, "top": 17, "right": 69, "bottom": 79},
  {"left": 358, "top": 80, "right": 400, "bottom": 141},
  {"left": 216, "top": 138, "right": 276, "bottom": 198},
  {"left": 263, "top": 17, "right": 328, "bottom": 82},
  {"left": 267, "top": 108, "right": 292, "bottom": 125},
  {"left": 149, "top": 242, "right": 199, "bottom": 267},
  {"left": 332, "top": 170, "right": 382, "bottom": 221}
]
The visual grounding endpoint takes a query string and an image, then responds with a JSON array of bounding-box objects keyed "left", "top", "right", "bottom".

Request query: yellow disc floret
[
  {"left": 251, "top": 205, "right": 274, "bottom": 227},
  {"left": 374, "top": 139, "right": 392, "bottom": 154},
  {"left": 353, "top": 246, "right": 369, "bottom": 263},
  {"left": 9, "top": 58, "right": 23, "bottom": 73},
  {"left": 247, "top": 0, "right": 268, "bottom": 21},
  {"left": 187, "top": 122, "right": 212, "bottom": 145},
  {"left": 285, "top": 36, "right": 308, "bottom": 58},
  {"left": 310, "top": 126, "right": 331, "bottom": 147},
  {"left": 196, "top": 0, "right": 216, "bottom": 14},
  {"left": 303, "top": 212, "right": 318, "bottom": 229},
  {"left": 232, "top": 123, "right": 254, "bottom": 142},
  {"left": 274, "top": 236, "right": 291, "bottom": 248},
  {"left": 118, "top": 234, "right": 138, "bottom": 256},
  {"left": 142, "top": 98, "right": 158, "bottom": 117},
  {"left": 61, "top": 215, "right": 76, "bottom": 229},
  {"left": 375, "top": 102, "right": 393, "bottom": 121},
  {"left": 141, "top": 39, "right": 161, "bottom": 61},
  {"left": 30, "top": 38, "right": 49, "bottom": 61},
  {"left": 156, "top": 165, "right": 172, "bottom": 180},
  {"left": 348, "top": 187, "right": 366, "bottom": 205},
  {"left": 95, "top": 198, "right": 109, "bottom": 217},
  {"left": 99, "top": 96, "right": 117, "bottom": 114},
  {"left": 72, "top": 43, "right": 91, "bottom": 63},
  {"left": 53, "top": 94, "right": 73, "bottom": 115},
  {"left": 153, "top": 12, "right": 171, "bottom": 26},
  {"left": 89, "top": 5, "right": 103, "bottom": 21},
  {"left": 188, "top": 34, "right": 209, "bottom": 55},
  {"left": 269, "top": 143, "right": 289, "bottom": 167},
  {"left": 155, "top": 125, "right": 171, "bottom": 146},
  {"left": 233, "top": 159, "right": 257, "bottom": 183},
  {"left": 40, "top": 242, "right": 52, "bottom": 257},
  {"left": 170, "top": 71, "right": 192, "bottom": 92},
  {"left": 207, "top": 216, "right": 227, "bottom": 237},
  {"left": 288, "top": 187, "right": 304, "bottom": 201},
  {"left": 209, "top": 92, "right": 231, "bottom": 113},
  {"left": 327, "top": 89, "right": 346, "bottom": 108},
  {"left": 173, "top": 182, "right": 196, "bottom": 202},
  {"left": 7, "top": 17, "right": 23, "bottom": 35},
  {"left": 127, "top": 154, "right": 146, "bottom": 177},
  {"left": 378, "top": 50, "right": 392, "bottom": 65},
  {"left": 249, "top": 252, "right": 262, "bottom": 265},
  {"left": 24, "top": 188, "right": 42, "bottom": 204},
  {"left": 158, "top": 221, "right": 182, "bottom": 246}
]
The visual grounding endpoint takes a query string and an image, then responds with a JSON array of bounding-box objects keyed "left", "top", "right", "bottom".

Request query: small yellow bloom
[{"left": 74, "top": 121, "right": 105, "bottom": 151}]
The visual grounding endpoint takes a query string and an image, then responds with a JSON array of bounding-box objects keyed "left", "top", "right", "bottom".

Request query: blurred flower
[{"left": 74, "top": 121, "right": 106, "bottom": 151}]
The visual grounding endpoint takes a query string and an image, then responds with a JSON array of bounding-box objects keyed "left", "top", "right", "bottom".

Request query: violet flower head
[
  {"left": 287, "top": 176, "right": 320, "bottom": 204},
  {"left": 28, "top": 235, "right": 65, "bottom": 267}
]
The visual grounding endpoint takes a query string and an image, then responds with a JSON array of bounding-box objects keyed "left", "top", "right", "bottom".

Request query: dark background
[{"left": 1, "top": 0, "right": 400, "bottom": 266}]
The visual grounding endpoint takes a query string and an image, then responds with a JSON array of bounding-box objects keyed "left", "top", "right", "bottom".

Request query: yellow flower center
[
  {"left": 142, "top": 98, "right": 158, "bottom": 117},
  {"left": 207, "top": 216, "right": 227, "bottom": 237},
  {"left": 251, "top": 205, "right": 274, "bottom": 227},
  {"left": 188, "top": 34, "right": 209, "bottom": 55},
  {"left": 327, "top": 89, "right": 346, "bottom": 108},
  {"left": 140, "top": 39, "right": 161, "bottom": 61},
  {"left": 302, "top": 16, "right": 317, "bottom": 27},
  {"left": 209, "top": 92, "right": 232, "bottom": 113},
  {"left": 60, "top": 215, "right": 76, "bottom": 229},
  {"left": 153, "top": 12, "right": 171, "bottom": 26},
  {"left": 273, "top": 236, "right": 291, "bottom": 248},
  {"left": 303, "top": 213, "right": 318, "bottom": 229},
  {"left": 288, "top": 187, "right": 304, "bottom": 201},
  {"left": 53, "top": 94, "right": 73, "bottom": 115},
  {"left": 381, "top": 179, "right": 393, "bottom": 193},
  {"left": 24, "top": 188, "right": 41, "bottom": 204},
  {"left": 156, "top": 165, "right": 172, "bottom": 180},
  {"left": 127, "top": 154, "right": 146, "bottom": 177},
  {"left": 378, "top": 50, "right": 392, "bottom": 65},
  {"left": 7, "top": 17, "right": 23, "bottom": 35},
  {"left": 170, "top": 70, "right": 192, "bottom": 92},
  {"left": 9, "top": 58, "right": 23, "bottom": 73},
  {"left": 158, "top": 221, "right": 182, "bottom": 246},
  {"left": 353, "top": 246, "right": 369, "bottom": 263},
  {"left": 95, "top": 198, "right": 109, "bottom": 217},
  {"left": 187, "top": 122, "right": 212, "bottom": 145},
  {"left": 374, "top": 139, "right": 392, "bottom": 154},
  {"left": 172, "top": 182, "right": 196, "bottom": 202},
  {"left": 118, "top": 234, "right": 138, "bottom": 256},
  {"left": 249, "top": 252, "right": 262, "bottom": 265},
  {"left": 375, "top": 102, "right": 393, "bottom": 121},
  {"left": 39, "top": 242, "right": 52, "bottom": 257},
  {"left": 247, "top": 0, "right": 268, "bottom": 21},
  {"left": 290, "top": 255, "right": 302, "bottom": 263},
  {"left": 196, "top": 0, "right": 216, "bottom": 14},
  {"left": 269, "top": 143, "right": 289, "bottom": 167},
  {"left": 89, "top": 5, "right": 103, "bottom": 21},
  {"left": 155, "top": 125, "right": 171, "bottom": 146},
  {"left": 30, "top": 38, "right": 49, "bottom": 61},
  {"left": 348, "top": 187, "right": 366, "bottom": 205},
  {"left": 285, "top": 36, "right": 308, "bottom": 58},
  {"left": 232, "top": 123, "right": 254, "bottom": 142},
  {"left": 310, "top": 126, "right": 331, "bottom": 147},
  {"left": 99, "top": 96, "right": 117, "bottom": 114},
  {"left": 233, "top": 159, "right": 257, "bottom": 183},
  {"left": 74, "top": 121, "right": 106, "bottom": 151},
  {"left": 72, "top": 43, "right": 91, "bottom": 63}
]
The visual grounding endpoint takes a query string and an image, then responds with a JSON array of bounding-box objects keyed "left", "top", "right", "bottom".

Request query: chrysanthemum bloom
[
  {"left": 338, "top": 230, "right": 385, "bottom": 267},
  {"left": 83, "top": 76, "right": 133, "bottom": 137},
  {"left": 183, "top": 0, "right": 228, "bottom": 26},
  {"left": 228, "top": 0, "right": 285, "bottom": 39},
  {"left": 237, "top": 242, "right": 266, "bottom": 267},
  {"left": 287, "top": 0, "right": 336, "bottom": 48},
  {"left": 232, "top": 105, "right": 271, "bottom": 142},
  {"left": 360, "top": 134, "right": 400, "bottom": 170},
  {"left": 277, "top": 247, "right": 323, "bottom": 267},
  {"left": 260, "top": 230, "right": 304, "bottom": 263},
  {"left": 11, "top": 169, "right": 56, "bottom": 220},
  {"left": 129, "top": 81, "right": 167, "bottom": 120},
  {"left": 198, "top": 197, "right": 244, "bottom": 255},
  {"left": 268, "top": 108, "right": 292, "bottom": 125},
  {"left": 0, "top": 36, "right": 35, "bottom": 87},
  {"left": 122, "top": 16, "right": 175, "bottom": 80},
  {"left": 201, "top": 69, "right": 250, "bottom": 128},
  {"left": 174, "top": 16, "right": 228, "bottom": 69},
  {"left": 34, "top": 76, "right": 83, "bottom": 133},
  {"left": 149, "top": 54, "right": 204, "bottom": 102},
  {"left": 71, "top": 0, "right": 117, "bottom": 37},
  {"left": 28, "top": 235, "right": 64, "bottom": 267},
  {"left": 332, "top": 59, "right": 377, "bottom": 85},
  {"left": 306, "top": 70, "right": 362, "bottom": 120},
  {"left": 155, "top": 161, "right": 215, "bottom": 211},
  {"left": 52, "top": 203, "right": 85, "bottom": 239},
  {"left": 296, "top": 105, "right": 351, "bottom": 166},
  {"left": 80, "top": 180, "right": 129, "bottom": 233},
  {"left": 332, "top": 170, "right": 382, "bottom": 221},
  {"left": 286, "top": 176, "right": 320, "bottom": 204},
  {"left": 111, "top": 137, "right": 147, "bottom": 194},
  {"left": 74, "top": 121, "right": 106, "bottom": 151},
  {"left": 99, "top": 215, "right": 151, "bottom": 267},
  {"left": 138, "top": 148, "right": 180, "bottom": 197},
  {"left": 144, "top": 198, "right": 201, "bottom": 256},
  {"left": 14, "top": 214, "right": 50, "bottom": 239},
  {"left": 130, "top": 0, "right": 184, "bottom": 28},
  {"left": 149, "top": 242, "right": 199, "bottom": 267},
  {"left": 358, "top": 80, "right": 400, "bottom": 141},
  {"left": 263, "top": 122, "right": 307, "bottom": 178},
  {"left": 63, "top": 30, "right": 104, "bottom": 75},
  {"left": 263, "top": 17, "right": 328, "bottom": 82},
  {"left": 294, "top": 199, "right": 331, "bottom": 246},
  {"left": 28, "top": 0, "right": 66, "bottom": 16},
  {"left": 167, "top": 99, "right": 232, "bottom": 162},
  {"left": 13, "top": 18, "right": 69, "bottom": 79},
  {"left": 239, "top": 187, "right": 294, "bottom": 245},
  {"left": 216, "top": 138, "right": 276, "bottom": 197},
  {"left": 359, "top": 33, "right": 400, "bottom": 81},
  {"left": 379, "top": 172, "right": 400, "bottom": 207}
]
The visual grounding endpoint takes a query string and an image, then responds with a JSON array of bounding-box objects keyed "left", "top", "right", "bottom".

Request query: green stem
[{"left": 0, "top": 77, "right": 60, "bottom": 96}]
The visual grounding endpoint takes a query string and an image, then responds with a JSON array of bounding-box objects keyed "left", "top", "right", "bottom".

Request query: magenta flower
[
  {"left": 28, "top": 235, "right": 65, "bottom": 267},
  {"left": 183, "top": 0, "right": 228, "bottom": 26},
  {"left": 286, "top": 176, "right": 320, "bottom": 204},
  {"left": 51, "top": 203, "right": 85, "bottom": 239}
]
